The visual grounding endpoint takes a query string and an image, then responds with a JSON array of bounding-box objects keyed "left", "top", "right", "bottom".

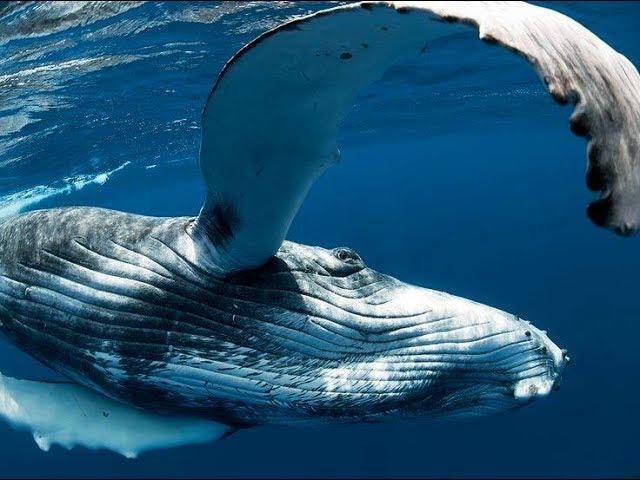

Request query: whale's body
[
  {"left": 1, "top": 0, "right": 639, "bottom": 457},
  {"left": 0, "top": 207, "right": 565, "bottom": 427}
]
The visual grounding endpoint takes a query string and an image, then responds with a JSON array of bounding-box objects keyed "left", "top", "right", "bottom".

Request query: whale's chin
[{"left": 403, "top": 365, "right": 565, "bottom": 421}]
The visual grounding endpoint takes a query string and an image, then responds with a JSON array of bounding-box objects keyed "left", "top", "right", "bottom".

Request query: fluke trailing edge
[{"left": 0, "top": 1, "right": 638, "bottom": 457}]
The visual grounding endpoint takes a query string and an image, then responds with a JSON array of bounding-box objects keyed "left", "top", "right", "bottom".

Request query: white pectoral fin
[
  {"left": 192, "top": 1, "right": 640, "bottom": 273},
  {"left": 0, "top": 372, "right": 229, "bottom": 458}
]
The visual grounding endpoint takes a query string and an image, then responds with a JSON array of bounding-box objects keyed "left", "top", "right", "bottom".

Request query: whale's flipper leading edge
[
  {"left": 192, "top": 1, "right": 640, "bottom": 273},
  {"left": 0, "top": 371, "right": 228, "bottom": 458}
]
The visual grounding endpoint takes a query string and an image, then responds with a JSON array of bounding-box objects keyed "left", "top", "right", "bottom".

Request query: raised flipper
[
  {"left": 0, "top": 371, "right": 229, "bottom": 458},
  {"left": 190, "top": 1, "right": 640, "bottom": 273}
]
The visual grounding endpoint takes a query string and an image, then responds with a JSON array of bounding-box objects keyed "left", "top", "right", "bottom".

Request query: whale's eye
[{"left": 333, "top": 247, "right": 362, "bottom": 265}]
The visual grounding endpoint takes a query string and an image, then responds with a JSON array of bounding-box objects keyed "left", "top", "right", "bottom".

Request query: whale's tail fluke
[{"left": 0, "top": 371, "right": 229, "bottom": 458}]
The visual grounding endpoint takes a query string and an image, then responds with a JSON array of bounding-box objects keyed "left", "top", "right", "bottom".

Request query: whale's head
[{"left": 232, "top": 241, "right": 569, "bottom": 422}]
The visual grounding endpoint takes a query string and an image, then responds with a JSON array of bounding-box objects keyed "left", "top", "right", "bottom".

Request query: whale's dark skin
[{"left": 0, "top": 207, "right": 565, "bottom": 427}]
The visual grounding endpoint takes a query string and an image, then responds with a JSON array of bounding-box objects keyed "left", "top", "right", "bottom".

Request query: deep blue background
[{"left": 0, "top": 1, "right": 639, "bottom": 477}]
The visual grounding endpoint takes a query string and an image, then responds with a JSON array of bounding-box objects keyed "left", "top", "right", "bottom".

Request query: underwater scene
[{"left": 0, "top": 1, "right": 639, "bottom": 478}]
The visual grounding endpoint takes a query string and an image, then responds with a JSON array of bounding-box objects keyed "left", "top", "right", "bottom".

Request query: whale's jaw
[{"left": 0, "top": 207, "right": 567, "bottom": 426}]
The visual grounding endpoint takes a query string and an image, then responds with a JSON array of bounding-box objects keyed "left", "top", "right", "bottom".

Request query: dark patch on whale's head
[
  {"left": 200, "top": 201, "right": 240, "bottom": 247},
  {"left": 214, "top": 203, "right": 238, "bottom": 241}
]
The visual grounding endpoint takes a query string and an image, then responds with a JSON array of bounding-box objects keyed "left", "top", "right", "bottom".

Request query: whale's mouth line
[{"left": 388, "top": 371, "right": 559, "bottom": 419}]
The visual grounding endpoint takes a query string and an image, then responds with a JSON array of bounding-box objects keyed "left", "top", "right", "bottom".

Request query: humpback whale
[{"left": 0, "top": 1, "right": 639, "bottom": 457}]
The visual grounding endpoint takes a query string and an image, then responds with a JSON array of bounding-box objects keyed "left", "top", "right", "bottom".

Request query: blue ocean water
[{"left": 0, "top": 1, "right": 639, "bottom": 477}]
